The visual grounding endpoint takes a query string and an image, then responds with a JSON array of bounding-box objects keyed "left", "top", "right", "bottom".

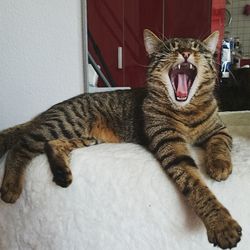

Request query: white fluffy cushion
[{"left": 0, "top": 112, "right": 250, "bottom": 250}]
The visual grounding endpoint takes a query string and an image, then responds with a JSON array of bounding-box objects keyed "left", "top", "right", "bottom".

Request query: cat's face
[{"left": 144, "top": 30, "right": 219, "bottom": 106}]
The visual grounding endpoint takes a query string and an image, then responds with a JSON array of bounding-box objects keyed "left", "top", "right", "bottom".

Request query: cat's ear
[
  {"left": 144, "top": 29, "right": 162, "bottom": 55},
  {"left": 203, "top": 31, "right": 219, "bottom": 54}
]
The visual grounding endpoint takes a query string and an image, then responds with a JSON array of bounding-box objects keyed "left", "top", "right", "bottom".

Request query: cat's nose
[{"left": 182, "top": 51, "right": 191, "bottom": 60}]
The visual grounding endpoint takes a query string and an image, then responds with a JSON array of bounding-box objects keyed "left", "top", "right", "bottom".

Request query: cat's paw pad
[
  {"left": 207, "top": 216, "right": 242, "bottom": 249},
  {"left": 207, "top": 159, "right": 232, "bottom": 181},
  {"left": 0, "top": 181, "right": 22, "bottom": 203},
  {"left": 52, "top": 167, "right": 72, "bottom": 188}
]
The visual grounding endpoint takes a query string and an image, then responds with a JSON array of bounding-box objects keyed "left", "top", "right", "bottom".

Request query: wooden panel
[
  {"left": 123, "top": 0, "right": 163, "bottom": 87},
  {"left": 88, "top": 0, "right": 222, "bottom": 88},
  {"left": 164, "top": 0, "right": 212, "bottom": 39},
  {"left": 88, "top": 0, "right": 124, "bottom": 87}
]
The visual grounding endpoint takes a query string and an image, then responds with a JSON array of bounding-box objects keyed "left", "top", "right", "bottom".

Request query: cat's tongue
[{"left": 176, "top": 74, "right": 188, "bottom": 100}]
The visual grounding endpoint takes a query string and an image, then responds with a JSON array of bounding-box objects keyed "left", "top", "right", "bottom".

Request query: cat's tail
[{"left": 0, "top": 121, "right": 32, "bottom": 158}]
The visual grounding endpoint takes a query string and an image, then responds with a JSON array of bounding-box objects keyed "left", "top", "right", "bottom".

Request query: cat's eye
[{"left": 191, "top": 42, "right": 199, "bottom": 51}]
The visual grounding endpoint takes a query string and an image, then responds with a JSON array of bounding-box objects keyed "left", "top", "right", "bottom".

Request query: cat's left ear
[
  {"left": 203, "top": 31, "right": 219, "bottom": 54},
  {"left": 144, "top": 29, "right": 162, "bottom": 55}
]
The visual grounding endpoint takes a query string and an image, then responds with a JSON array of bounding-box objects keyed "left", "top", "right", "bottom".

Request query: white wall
[{"left": 0, "top": 0, "right": 84, "bottom": 130}]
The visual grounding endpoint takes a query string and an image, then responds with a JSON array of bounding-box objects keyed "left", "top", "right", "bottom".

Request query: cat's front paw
[
  {"left": 206, "top": 159, "right": 232, "bottom": 181},
  {"left": 206, "top": 213, "right": 242, "bottom": 249},
  {"left": 0, "top": 179, "right": 22, "bottom": 203},
  {"left": 52, "top": 167, "right": 72, "bottom": 188}
]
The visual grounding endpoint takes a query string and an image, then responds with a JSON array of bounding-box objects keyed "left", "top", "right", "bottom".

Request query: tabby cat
[{"left": 0, "top": 29, "right": 242, "bottom": 249}]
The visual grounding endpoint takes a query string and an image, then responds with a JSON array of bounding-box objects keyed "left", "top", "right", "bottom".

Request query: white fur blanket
[{"left": 0, "top": 112, "right": 249, "bottom": 250}]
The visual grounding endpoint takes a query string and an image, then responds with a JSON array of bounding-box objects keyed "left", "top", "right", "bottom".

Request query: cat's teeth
[
  {"left": 178, "top": 64, "right": 181, "bottom": 69},
  {"left": 190, "top": 64, "right": 193, "bottom": 69}
]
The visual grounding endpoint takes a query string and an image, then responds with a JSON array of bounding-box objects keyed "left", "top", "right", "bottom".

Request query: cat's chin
[{"left": 169, "top": 62, "right": 197, "bottom": 102}]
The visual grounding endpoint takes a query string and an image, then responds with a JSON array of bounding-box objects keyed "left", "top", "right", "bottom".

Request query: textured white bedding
[{"left": 0, "top": 112, "right": 249, "bottom": 250}]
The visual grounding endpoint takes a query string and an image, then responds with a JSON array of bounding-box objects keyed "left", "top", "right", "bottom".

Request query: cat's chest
[
  {"left": 163, "top": 111, "right": 219, "bottom": 144},
  {"left": 182, "top": 115, "right": 220, "bottom": 144}
]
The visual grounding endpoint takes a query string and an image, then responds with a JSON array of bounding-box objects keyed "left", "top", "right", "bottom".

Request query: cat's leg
[
  {"left": 150, "top": 135, "right": 241, "bottom": 249},
  {"left": 168, "top": 165, "right": 241, "bottom": 249},
  {"left": 203, "top": 128, "right": 233, "bottom": 181},
  {"left": 45, "top": 116, "right": 122, "bottom": 187},
  {"left": 1, "top": 141, "right": 43, "bottom": 203},
  {"left": 45, "top": 138, "right": 97, "bottom": 187},
  {"left": 0, "top": 121, "right": 32, "bottom": 158}
]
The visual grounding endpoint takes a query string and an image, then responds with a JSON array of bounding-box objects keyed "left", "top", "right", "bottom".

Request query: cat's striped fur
[{"left": 0, "top": 30, "right": 241, "bottom": 249}]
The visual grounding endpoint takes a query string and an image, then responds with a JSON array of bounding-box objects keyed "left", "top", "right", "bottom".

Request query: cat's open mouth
[{"left": 169, "top": 62, "right": 197, "bottom": 101}]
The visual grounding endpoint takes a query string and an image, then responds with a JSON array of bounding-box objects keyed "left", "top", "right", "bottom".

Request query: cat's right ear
[
  {"left": 144, "top": 29, "right": 162, "bottom": 55},
  {"left": 203, "top": 31, "right": 219, "bottom": 54}
]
